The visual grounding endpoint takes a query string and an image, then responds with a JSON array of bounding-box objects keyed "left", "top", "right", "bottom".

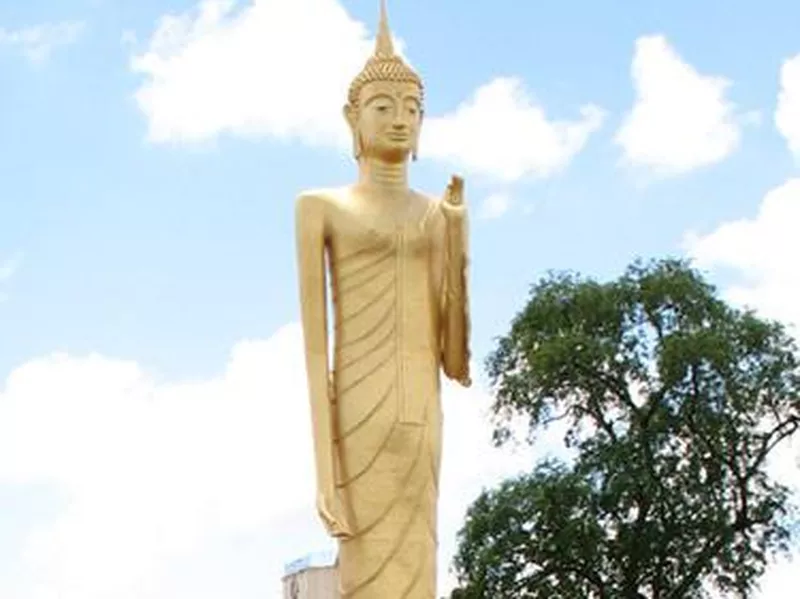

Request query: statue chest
[
  {"left": 328, "top": 219, "right": 441, "bottom": 423},
  {"left": 328, "top": 220, "right": 434, "bottom": 304}
]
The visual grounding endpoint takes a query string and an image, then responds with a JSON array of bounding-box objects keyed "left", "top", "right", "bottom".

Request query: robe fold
[{"left": 329, "top": 212, "right": 442, "bottom": 599}]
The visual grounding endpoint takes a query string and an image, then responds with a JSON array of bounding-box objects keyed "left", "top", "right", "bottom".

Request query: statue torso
[{"left": 315, "top": 186, "right": 444, "bottom": 426}]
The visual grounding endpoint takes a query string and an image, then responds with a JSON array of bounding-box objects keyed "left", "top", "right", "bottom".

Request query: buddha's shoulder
[
  {"left": 295, "top": 187, "right": 349, "bottom": 227},
  {"left": 296, "top": 186, "right": 344, "bottom": 209}
]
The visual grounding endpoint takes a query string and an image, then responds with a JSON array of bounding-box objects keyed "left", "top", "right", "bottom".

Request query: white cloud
[
  {"left": 685, "top": 180, "right": 800, "bottom": 599},
  {"left": 776, "top": 53, "right": 800, "bottom": 158},
  {"left": 616, "top": 35, "right": 743, "bottom": 176},
  {"left": 131, "top": 0, "right": 603, "bottom": 181},
  {"left": 0, "top": 322, "right": 793, "bottom": 598},
  {"left": 2, "top": 326, "right": 790, "bottom": 598},
  {"left": 130, "top": 0, "right": 369, "bottom": 148},
  {"left": 0, "top": 323, "right": 545, "bottom": 598},
  {"left": 0, "top": 21, "right": 85, "bottom": 64},
  {"left": 423, "top": 78, "right": 605, "bottom": 182},
  {"left": 479, "top": 192, "right": 511, "bottom": 219},
  {"left": 685, "top": 178, "right": 800, "bottom": 331}
]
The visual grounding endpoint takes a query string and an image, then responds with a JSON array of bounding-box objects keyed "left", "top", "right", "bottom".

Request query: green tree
[{"left": 451, "top": 259, "right": 800, "bottom": 598}]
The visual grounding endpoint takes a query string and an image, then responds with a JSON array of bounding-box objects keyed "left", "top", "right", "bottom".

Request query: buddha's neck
[{"left": 357, "top": 158, "right": 408, "bottom": 194}]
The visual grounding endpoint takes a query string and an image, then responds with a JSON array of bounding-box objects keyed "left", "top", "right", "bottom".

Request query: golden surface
[{"left": 295, "top": 2, "right": 470, "bottom": 597}]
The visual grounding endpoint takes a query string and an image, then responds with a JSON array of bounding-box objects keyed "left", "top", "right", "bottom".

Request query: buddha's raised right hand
[{"left": 317, "top": 490, "right": 353, "bottom": 539}]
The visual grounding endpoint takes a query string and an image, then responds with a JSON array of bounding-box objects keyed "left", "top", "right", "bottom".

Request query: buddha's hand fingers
[
  {"left": 442, "top": 175, "right": 467, "bottom": 225},
  {"left": 445, "top": 175, "right": 465, "bottom": 207}
]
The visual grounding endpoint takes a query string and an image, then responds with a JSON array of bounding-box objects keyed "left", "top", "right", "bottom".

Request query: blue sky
[{"left": 1, "top": 0, "right": 800, "bottom": 597}]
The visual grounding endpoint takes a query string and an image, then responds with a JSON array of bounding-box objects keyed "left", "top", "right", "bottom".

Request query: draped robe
[{"left": 327, "top": 200, "right": 444, "bottom": 599}]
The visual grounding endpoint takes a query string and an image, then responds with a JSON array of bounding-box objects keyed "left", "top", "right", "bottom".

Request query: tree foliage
[{"left": 451, "top": 259, "right": 800, "bottom": 598}]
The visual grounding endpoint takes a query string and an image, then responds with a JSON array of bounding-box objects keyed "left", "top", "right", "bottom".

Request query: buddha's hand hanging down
[
  {"left": 316, "top": 379, "right": 353, "bottom": 540},
  {"left": 317, "top": 491, "right": 352, "bottom": 539}
]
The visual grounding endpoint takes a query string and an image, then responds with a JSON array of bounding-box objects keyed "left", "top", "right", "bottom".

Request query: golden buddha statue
[{"left": 294, "top": 2, "right": 471, "bottom": 596}]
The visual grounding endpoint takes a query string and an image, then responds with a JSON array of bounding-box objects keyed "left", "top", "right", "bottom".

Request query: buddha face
[{"left": 345, "top": 80, "right": 423, "bottom": 163}]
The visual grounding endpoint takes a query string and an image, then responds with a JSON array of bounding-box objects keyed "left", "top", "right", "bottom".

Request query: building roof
[{"left": 283, "top": 550, "right": 337, "bottom": 577}]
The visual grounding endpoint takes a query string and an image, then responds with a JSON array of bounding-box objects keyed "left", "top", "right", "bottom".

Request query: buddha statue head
[{"left": 344, "top": 0, "right": 424, "bottom": 163}]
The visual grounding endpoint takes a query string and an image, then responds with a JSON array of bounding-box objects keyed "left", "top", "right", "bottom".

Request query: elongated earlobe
[
  {"left": 354, "top": 133, "right": 364, "bottom": 161},
  {"left": 343, "top": 103, "right": 361, "bottom": 161}
]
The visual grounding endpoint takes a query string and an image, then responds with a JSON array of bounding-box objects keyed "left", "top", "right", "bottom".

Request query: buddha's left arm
[{"left": 438, "top": 201, "right": 472, "bottom": 387}]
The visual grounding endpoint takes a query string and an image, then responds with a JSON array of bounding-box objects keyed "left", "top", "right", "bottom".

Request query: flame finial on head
[
  {"left": 375, "top": 0, "right": 394, "bottom": 57},
  {"left": 346, "top": 0, "right": 424, "bottom": 109}
]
